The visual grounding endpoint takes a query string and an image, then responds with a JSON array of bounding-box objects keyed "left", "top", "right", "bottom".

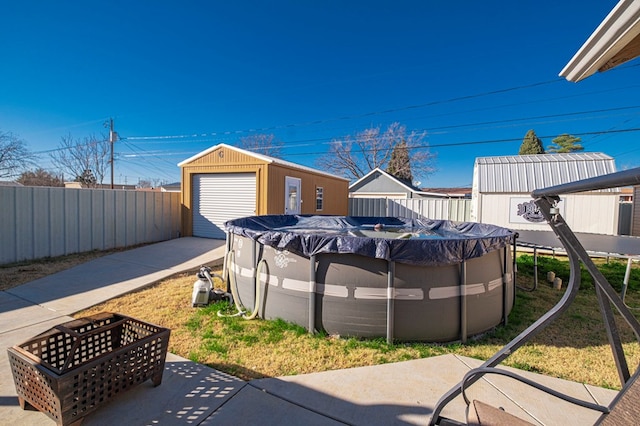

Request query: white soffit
[{"left": 560, "top": 0, "right": 640, "bottom": 82}]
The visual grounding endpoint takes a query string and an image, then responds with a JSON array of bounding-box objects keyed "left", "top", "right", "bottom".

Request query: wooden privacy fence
[
  {"left": 348, "top": 197, "right": 471, "bottom": 222},
  {"left": 0, "top": 186, "right": 181, "bottom": 265}
]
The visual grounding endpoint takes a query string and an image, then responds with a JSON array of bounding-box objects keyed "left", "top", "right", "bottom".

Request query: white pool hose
[{"left": 218, "top": 250, "right": 264, "bottom": 320}]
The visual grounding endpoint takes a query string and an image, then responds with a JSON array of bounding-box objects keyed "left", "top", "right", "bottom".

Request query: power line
[
  {"left": 125, "top": 78, "right": 566, "bottom": 141},
  {"left": 121, "top": 102, "right": 640, "bottom": 151},
  {"left": 117, "top": 126, "right": 640, "bottom": 161},
  {"left": 118, "top": 140, "right": 180, "bottom": 181},
  {"left": 282, "top": 127, "right": 640, "bottom": 157},
  {"left": 92, "top": 126, "right": 640, "bottom": 184},
  {"left": 421, "top": 105, "right": 640, "bottom": 132},
  {"left": 118, "top": 114, "right": 640, "bottom": 158}
]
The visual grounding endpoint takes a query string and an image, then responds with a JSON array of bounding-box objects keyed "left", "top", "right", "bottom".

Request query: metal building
[
  {"left": 471, "top": 153, "right": 621, "bottom": 234},
  {"left": 178, "top": 143, "right": 349, "bottom": 238}
]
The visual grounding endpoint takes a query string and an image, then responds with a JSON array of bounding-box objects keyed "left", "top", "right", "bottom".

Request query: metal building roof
[{"left": 474, "top": 153, "right": 618, "bottom": 193}]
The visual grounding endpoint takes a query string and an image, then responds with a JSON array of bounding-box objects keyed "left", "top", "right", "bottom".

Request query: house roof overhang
[{"left": 560, "top": 0, "right": 640, "bottom": 82}]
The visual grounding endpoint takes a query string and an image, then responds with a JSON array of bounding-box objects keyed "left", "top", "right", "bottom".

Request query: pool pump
[{"left": 191, "top": 266, "right": 232, "bottom": 307}]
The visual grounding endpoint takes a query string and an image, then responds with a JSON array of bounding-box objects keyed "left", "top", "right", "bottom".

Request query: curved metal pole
[
  {"left": 431, "top": 169, "right": 640, "bottom": 424},
  {"left": 532, "top": 166, "right": 640, "bottom": 197},
  {"left": 429, "top": 198, "right": 583, "bottom": 425}
]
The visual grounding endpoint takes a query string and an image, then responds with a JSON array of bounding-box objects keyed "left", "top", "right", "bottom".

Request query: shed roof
[
  {"left": 560, "top": 0, "right": 640, "bottom": 81},
  {"left": 474, "top": 153, "right": 618, "bottom": 193},
  {"left": 349, "top": 168, "right": 457, "bottom": 197},
  {"left": 349, "top": 168, "right": 419, "bottom": 192},
  {"left": 178, "top": 143, "right": 349, "bottom": 181}
]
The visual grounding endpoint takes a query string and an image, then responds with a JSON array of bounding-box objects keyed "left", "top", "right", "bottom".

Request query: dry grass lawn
[{"left": 76, "top": 257, "right": 640, "bottom": 389}]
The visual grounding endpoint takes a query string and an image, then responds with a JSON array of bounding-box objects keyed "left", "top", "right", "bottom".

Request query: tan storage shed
[{"left": 178, "top": 143, "right": 349, "bottom": 238}]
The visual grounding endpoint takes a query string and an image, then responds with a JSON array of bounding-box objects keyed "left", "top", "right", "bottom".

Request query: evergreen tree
[
  {"left": 518, "top": 129, "right": 545, "bottom": 155},
  {"left": 75, "top": 169, "right": 97, "bottom": 186},
  {"left": 387, "top": 140, "right": 413, "bottom": 184},
  {"left": 547, "top": 134, "right": 584, "bottom": 153}
]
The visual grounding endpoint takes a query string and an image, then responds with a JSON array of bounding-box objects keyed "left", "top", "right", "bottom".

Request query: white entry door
[{"left": 284, "top": 176, "right": 301, "bottom": 215}]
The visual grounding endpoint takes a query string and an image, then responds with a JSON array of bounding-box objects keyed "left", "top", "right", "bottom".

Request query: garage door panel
[{"left": 193, "top": 173, "right": 256, "bottom": 238}]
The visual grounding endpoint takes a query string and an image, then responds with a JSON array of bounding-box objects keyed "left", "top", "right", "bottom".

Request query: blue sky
[{"left": 2, "top": 0, "right": 639, "bottom": 188}]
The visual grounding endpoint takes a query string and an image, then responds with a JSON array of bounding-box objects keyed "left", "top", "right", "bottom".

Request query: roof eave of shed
[
  {"left": 560, "top": 0, "right": 640, "bottom": 82},
  {"left": 178, "top": 143, "right": 349, "bottom": 181},
  {"left": 475, "top": 153, "right": 613, "bottom": 164},
  {"left": 474, "top": 152, "right": 618, "bottom": 193},
  {"left": 177, "top": 143, "right": 275, "bottom": 167}
]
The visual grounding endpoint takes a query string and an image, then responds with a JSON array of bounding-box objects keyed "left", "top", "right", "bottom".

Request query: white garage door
[{"left": 192, "top": 173, "right": 256, "bottom": 239}]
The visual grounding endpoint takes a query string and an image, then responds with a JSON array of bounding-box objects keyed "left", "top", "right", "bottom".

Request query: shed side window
[{"left": 316, "top": 187, "right": 324, "bottom": 211}]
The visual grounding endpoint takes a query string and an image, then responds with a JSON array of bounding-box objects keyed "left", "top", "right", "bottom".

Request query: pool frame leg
[
  {"left": 533, "top": 247, "right": 538, "bottom": 289},
  {"left": 223, "top": 232, "right": 232, "bottom": 292},
  {"left": 460, "top": 261, "right": 467, "bottom": 344},
  {"left": 621, "top": 257, "right": 632, "bottom": 300},
  {"left": 308, "top": 255, "right": 317, "bottom": 334},
  {"left": 502, "top": 246, "right": 509, "bottom": 326},
  {"left": 386, "top": 260, "right": 395, "bottom": 344}
]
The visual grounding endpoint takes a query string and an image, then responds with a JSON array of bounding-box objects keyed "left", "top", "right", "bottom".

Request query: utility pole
[{"left": 109, "top": 118, "right": 117, "bottom": 189}]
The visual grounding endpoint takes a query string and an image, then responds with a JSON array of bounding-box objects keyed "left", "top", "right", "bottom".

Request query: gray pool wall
[{"left": 228, "top": 233, "right": 514, "bottom": 343}]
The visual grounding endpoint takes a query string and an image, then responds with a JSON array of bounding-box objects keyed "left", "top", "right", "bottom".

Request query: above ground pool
[{"left": 224, "top": 215, "right": 515, "bottom": 343}]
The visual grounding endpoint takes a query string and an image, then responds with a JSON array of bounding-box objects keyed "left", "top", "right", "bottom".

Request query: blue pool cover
[{"left": 225, "top": 215, "right": 514, "bottom": 266}]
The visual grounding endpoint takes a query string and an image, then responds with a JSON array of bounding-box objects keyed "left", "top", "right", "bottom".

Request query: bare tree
[
  {"left": 50, "top": 133, "right": 109, "bottom": 188},
  {"left": 238, "top": 134, "right": 283, "bottom": 158},
  {"left": 137, "top": 179, "right": 152, "bottom": 189},
  {"left": 17, "top": 168, "right": 64, "bottom": 187},
  {"left": 316, "top": 123, "right": 436, "bottom": 182},
  {"left": 0, "top": 131, "right": 34, "bottom": 179}
]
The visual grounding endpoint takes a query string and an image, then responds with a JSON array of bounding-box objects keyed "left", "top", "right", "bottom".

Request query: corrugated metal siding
[
  {"left": 388, "top": 198, "right": 449, "bottom": 219},
  {"left": 347, "top": 197, "right": 471, "bottom": 222},
  {"left": 192, "top": 173, "right": 256, "bottom": 239},
  {"left": 0, "top": 187, "right": 181, "bottom": 265},
  {"left": 349, "top": 198, "right": 387, "bottom": 216},
  {"left": 475, "top": 153, "right": 617, "bottom": 193},
  {"left": 478, "top": 193, "right": 618, "bottom": 234}
]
